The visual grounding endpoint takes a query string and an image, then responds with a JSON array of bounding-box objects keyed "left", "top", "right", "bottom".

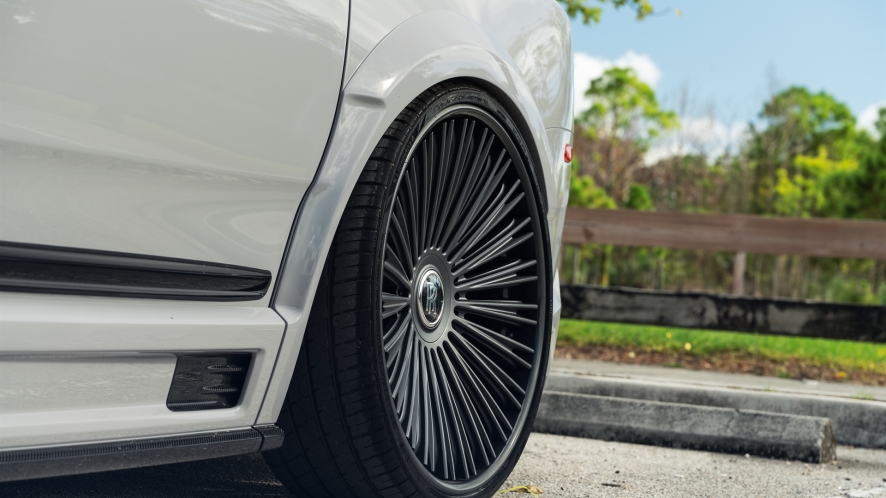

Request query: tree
[
  {"left": 822, "top": 108, "right": 886, "bottom": 220},
  {"left": 559, "top": 0, "right": 653, "bottom": 25},
  {"left": 757, "top": 87, "right": 857, "bottom": 158},
  {"left": 746, "top": 86, "right": 859, "bottom": 214},
  {"left": 577, "top": 67, "right": 678, "bottom": 202}
]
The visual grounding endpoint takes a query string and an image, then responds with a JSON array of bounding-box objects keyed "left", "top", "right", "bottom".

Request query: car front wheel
[{"left": 264, "top": 81, "right": 553, "bottom": 498}]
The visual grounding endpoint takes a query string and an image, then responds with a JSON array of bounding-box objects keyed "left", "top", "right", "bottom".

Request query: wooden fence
[{"left": 559, "top": 209, "right": 886, "bottom": 342}]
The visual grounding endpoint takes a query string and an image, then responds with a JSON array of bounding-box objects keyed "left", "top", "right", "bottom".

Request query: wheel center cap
[{"left": 416, "top": 267, "right": 444, "bottom": 329}]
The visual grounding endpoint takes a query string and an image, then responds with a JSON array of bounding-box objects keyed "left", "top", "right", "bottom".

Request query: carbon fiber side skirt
[{"left": 0, "top": 425, "right": 284, "bottom": 483}]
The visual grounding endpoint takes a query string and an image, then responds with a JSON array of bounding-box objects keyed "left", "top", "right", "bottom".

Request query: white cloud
[
  {"left": 614, "top": 51, "right": 662, "bottom": 88},
  {"left": 858, "top": 101, "right": 885, "bottom": 137},
  {"left": 573, "top": 51, "right": 662, "bottom": 114},
  {"left": 645, "top": 117, "right": 748, "bottom": 164},
  {"left": 573, "top": 53, "right": 611, "bottom": 114}
]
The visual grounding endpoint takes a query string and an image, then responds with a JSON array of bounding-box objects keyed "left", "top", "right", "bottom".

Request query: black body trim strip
[
  {"left": 0, "top": 241, "right": 271, "bottom": 301},
  {"left": 0, "top": 425, "right": 283, "bottom": 482}
]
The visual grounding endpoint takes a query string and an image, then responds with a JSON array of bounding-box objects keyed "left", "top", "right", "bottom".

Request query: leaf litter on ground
[{"left": 497, "top": 485, "right": 544, "bottom": 495}]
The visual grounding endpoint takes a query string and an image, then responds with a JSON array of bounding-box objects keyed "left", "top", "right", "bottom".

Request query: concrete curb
[
  {"left": 545, "top": 374, "right": 886, "bottom": 449},
  {"left": 534, "top": 391, "right": 837, "bottom": 463}
]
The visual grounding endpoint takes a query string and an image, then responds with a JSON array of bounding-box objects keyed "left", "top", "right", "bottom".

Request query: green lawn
[{"left": 557, "top": 319, "right": 886, "bottom": 374}]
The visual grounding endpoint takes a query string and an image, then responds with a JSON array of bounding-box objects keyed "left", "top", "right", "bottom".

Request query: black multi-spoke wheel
[
  {"left": 381, "top": 106, "right": 545, "bottom": 482},
  {"left": 266, "top": 82, "right": 552, "bottom": 498}
]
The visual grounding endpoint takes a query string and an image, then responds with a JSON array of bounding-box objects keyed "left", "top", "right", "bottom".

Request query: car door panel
[{"left": 0, "top": 0, "right": 348, "bottom": 304}]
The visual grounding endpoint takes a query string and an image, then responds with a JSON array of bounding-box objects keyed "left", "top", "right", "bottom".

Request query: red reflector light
[{"left": 564, "top": 144, "right": 573, "bottom": 163}]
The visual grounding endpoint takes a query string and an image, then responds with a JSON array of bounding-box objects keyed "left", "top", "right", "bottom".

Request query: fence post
[
  {"left": 733, "top": 251, "right": 746, "bottom": 296},
  {"left": 572, "top": 245, "right": 580, "bottom": 285}
]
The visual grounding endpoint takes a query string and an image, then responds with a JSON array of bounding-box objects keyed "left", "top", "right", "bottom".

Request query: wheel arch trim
[{"left": 257, "top": 10, "right": 558, "bottom": 424}]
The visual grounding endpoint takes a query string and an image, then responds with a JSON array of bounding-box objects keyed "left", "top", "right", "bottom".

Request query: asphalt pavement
[
  {"left": 2, "top": 433, "right": 884, "bottom": 498},
  {"left": 504, "top": 433, "right": 886, "bottom": 498}
]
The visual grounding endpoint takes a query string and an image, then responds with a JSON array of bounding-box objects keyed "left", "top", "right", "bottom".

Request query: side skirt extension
[{"left": 0, "top": 425, "right": 284, "bottom": 483}]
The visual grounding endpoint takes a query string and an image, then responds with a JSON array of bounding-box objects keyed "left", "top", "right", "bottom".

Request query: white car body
[{"left": 0, "top": 0, "right": 572, "bottom": 480}]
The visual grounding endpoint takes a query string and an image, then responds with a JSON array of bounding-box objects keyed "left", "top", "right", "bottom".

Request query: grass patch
[{"left": 558, "top": 319, "right": 886, "bottom": 374}]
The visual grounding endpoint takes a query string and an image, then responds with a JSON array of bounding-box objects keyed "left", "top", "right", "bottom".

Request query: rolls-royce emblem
[
  {"left": 424, "top": 280, "right": 438, "bottom": 315},
  {"left": 416, "top": 268, "right": 444, "bottom": 329}
]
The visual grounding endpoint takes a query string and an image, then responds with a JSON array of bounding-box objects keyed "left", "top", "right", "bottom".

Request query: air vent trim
[{"left": 166, "top": 354, "right": 252, "bottom": 412}]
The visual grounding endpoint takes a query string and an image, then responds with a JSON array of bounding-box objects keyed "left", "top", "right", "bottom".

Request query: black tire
[{"left": 264, "top": 81, "right": 553, "bottom": 498}]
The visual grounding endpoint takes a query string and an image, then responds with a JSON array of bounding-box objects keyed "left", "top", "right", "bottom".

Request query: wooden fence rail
[{"left": 562, "top": 208, "right": 886, "bottom": 260}]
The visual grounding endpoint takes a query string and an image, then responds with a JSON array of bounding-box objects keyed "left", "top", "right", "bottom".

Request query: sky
[{"left": 569, "top": 0, "right": 886, "bottom": 160}]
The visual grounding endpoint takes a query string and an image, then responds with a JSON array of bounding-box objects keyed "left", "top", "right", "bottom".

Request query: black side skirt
[
  {"left": 0, "top": 425, "right": 284, "bottom": 482},
  {"left": 0, "top": 241, "right": 272, "bottom": 301}
]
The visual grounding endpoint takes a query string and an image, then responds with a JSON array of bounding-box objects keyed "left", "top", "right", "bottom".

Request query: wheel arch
[{"left": 257, "top": 10, "right": 557, "bottom": 424}]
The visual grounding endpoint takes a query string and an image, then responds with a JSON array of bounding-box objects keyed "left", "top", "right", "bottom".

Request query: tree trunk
[{"left": 732, "top": 252, "right": 746, "bottom": 296}]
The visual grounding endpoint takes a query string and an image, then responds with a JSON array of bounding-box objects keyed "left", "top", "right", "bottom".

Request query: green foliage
[
  {"left": 821, "top": 272, "right": 885, "bottom": 305},
  {"left": 748, "top": 86, "right": 862, "bottom": 214},
  {"left": 757, "top": 86, "right": 857, "bottom": 157},
  {"left": 747, "top": 92, "right": 884, "bottom": 220},
  {"left": 558, "top": 320, "right": 886, "bottom": 374},
  {"left": 558, "top": 0, "right": 653, "bottom": 25},
  {"left": 822, "top": 109, "right": 886, "bottom": 220},
  {"left": 771, "top": 147, "right": 858, "bottom": 217},
  {"left": 745, "top": 86, "right": 886, "bottom": 224},
  {"left": 625, "top": 183, "right": 654, "bottom": 211},
  {"left": 875, "top": 108, "right": 886, "bottom": 138},
  {"left": 567, "top": 160, "right": 616, "bottom": 209}
]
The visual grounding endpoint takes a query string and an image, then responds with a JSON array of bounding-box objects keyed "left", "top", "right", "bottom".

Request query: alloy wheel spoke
[
  {"left": 384, "top": 259, "right": 412, "bottom": 290},
  {"left": 454, "top": 259, "right": 537, "bottom": 291},
  {"left": 454, "top": 232, "right": 534, "bottom": 279},
  {"left": 454, "top": 301, "right": 538, "bottom": 327},
  {"left": 447, "top": 340, "right": 506, "bottom": 450},
  {"left": 453, "top": 317, "right": 533, "bottom": 369},
  {"left": 438, "top": 129, "right": 493, "bottom": 249},
  {"left": 434, "top": 348, "right": 471, "bottom": 479},
  {"left": 390, "top": 201, "right": 414, "bottom": 271},
  {"left": 404, "top": 168, "right": 420, "bottom": 260},
  {"left": 382, "top": 292, "right": 410, "bottom": 319},
  {"left": 449, "top": 331, "right": 524, "bottom": 409},
  {"left": 442, "top": 341, "right": 492, "bottom": 468},
  {"left": 446, "top": 160, "right": 515, "bottom": 258},
  {"left": 384, "top": 310, "right": 412, "bottom": 355}
]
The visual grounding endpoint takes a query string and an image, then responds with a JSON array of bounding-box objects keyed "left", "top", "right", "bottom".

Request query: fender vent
[{"left": 166, "top": 354, "right": 251, "bottom": 412}]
